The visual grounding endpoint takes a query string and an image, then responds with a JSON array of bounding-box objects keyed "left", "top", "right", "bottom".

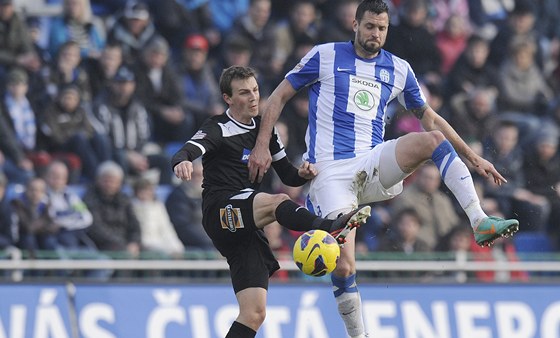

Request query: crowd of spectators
[{"left": 0, "top": 0, "right": 559, "bottom": 281}]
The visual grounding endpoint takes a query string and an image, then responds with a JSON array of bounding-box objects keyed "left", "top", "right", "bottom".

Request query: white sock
[
  {"left": 440, "top": 157, "right": 487, "bottom": 228},
  {"left": 332, "top": 274, "right": 365, "bottom": 337}
]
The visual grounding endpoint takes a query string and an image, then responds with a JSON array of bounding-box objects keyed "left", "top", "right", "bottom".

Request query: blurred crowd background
[{"left": 1, "top": 0, "right": 560, "bottom": 282}]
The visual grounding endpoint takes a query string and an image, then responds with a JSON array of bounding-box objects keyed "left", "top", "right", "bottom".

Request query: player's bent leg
[
  {"left": 394, "top": 131, "right": 444, "bottom": 174},
  {"left": 228, "top": 287, "right": 267, "bottom": 337},
  {"left": 253, "top": 192, "right": 291, "bottom": 228}
]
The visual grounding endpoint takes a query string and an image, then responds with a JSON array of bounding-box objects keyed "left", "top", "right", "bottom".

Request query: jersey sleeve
[
  {"left": 285, "top": 45, "right": 321, "bottom": 91},
  {"left": 171, "top": 119, "right": 222, "bottom": 169},
  {"left": 396, "top": 62, "right": 427, "bottom": 111},
  {"left": 269, "top": 125, "right": 288, "bottom": 162}
]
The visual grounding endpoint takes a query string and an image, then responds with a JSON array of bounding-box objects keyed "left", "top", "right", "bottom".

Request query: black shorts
[{"left": 203, "top": 189, "right": 280, "bottom": 293}]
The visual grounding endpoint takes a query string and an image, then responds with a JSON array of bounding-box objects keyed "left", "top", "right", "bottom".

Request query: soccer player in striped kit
[{"left": 249, "top": 1, "right": 519, "bottom": 337}]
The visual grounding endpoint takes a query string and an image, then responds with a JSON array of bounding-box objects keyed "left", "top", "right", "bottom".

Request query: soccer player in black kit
[{"left": 172, "top": 66, "right": 371, "bottom": 338}]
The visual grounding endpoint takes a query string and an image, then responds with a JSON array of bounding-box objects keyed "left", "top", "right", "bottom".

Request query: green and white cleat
[{"left": 474, "top": 216, "right": 519, "bottom": 247}]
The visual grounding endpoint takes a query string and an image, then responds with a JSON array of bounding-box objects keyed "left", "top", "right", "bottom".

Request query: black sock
[
  {"left": 225, "top": 321, "right": 256, "bottom": 338},
  {"left": 274, "top": 200, "right": 332, "bottom": 231}
]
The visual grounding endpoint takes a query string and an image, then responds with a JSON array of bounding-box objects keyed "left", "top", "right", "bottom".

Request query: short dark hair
[
  {"left": 356, "top": 0, "right": 389, "bottom": 22},
  {"left": 219, "top": 66, "right": 257, "bottom": 97}
]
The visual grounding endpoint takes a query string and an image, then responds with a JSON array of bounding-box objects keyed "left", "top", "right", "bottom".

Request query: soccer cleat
[
  {"left": 474, "top": 216, "right": 519, "bottom": 247},
  {"left": 329, "top": 205, "right": 371, "bottom": 246}
]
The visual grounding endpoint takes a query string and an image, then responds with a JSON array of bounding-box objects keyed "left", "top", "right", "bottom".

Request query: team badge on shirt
[
  {"left": 380, "top": 69, "right": 390, "bottom": 83},
  {"left": 220, "top": 204, "right": 245, "bottom": 232},
  {"left": 191, "top": 130, "right": 207, "bottom": 140}
]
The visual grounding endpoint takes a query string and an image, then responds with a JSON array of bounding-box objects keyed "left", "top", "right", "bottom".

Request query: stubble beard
[{"left": 360, "top": 38, "right": 382, "bottom": 56}]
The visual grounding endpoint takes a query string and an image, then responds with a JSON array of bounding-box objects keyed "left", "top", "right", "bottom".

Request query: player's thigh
[
  {"left": 253, "top": 192, "right": 290, "bottom": 229},
  {"left": 307, "top": 160, "right": 360, "bottom": 217},
  {"left": 359, "top": 140, "right": 405, "bottom": 203},
  {"left": 394, "top": 131, "right": 441, "bottom": 172}
]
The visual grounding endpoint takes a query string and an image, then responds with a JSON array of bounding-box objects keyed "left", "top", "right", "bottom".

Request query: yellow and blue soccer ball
[{"left": 293, "top": 230, "right": 340, "bottom": 277}]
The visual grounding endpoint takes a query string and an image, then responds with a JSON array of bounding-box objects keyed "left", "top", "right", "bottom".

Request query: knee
[
  {"left": 271, "top": 193, "right": 291, "bottom": 208},
  {"left": 240, "top": 306, "right": 266, "bottom": 328},
  {"left": 334, "top": 257, "right": 356, "bottom": 276},
  {"left": 427, "top": 130, "right": 446, "bottom": 149}
]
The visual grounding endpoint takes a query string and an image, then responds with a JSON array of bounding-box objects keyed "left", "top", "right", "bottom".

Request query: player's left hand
[
  {"left": 298, "top": 161, "right": 318, "bottom": 180},
  {"left": 472, "top": 157, "right": 507, "bottom": 186}
]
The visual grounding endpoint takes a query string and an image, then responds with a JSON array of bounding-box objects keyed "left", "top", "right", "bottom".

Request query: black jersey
[{"left": 171, "top": 110, "right": 301, "bottom": 200}]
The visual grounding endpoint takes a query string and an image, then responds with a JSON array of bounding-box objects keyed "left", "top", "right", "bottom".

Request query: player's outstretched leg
[
  {"left": 474, "top": 216, "right": 520, "bottom": 247},
  {"left": 328, "top": 205, "right": 371, "bottom": 246},
  {"left": 430, "top": 140, "right": 519, "bottom": 247}
]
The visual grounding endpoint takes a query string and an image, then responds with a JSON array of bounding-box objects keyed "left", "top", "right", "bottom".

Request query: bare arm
[
  {"left": 420, "top": 106, "right": 507, "bottom": 185},
  {"left": 248, "top": 79, "right": 298, "bottom": 183}
]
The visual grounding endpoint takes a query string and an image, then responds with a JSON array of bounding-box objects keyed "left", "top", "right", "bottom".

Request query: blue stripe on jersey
[
  {"left": 333, "top": 43, "right": 355, "bottom": 160},
  {"left": 307, "top": 85, "right": 319, "bottom": 163},
  {"left": 403, "top": 67, "right": 426, "bottom": 110},
  {"left": 286, "top": 49, "right": 320, "bottom": 91},
  {"left": 373, "top": 52, "right": 396, "bottom": 147},
  {"left": 287, "top": 49, "right": 321, "bottom": 162}
]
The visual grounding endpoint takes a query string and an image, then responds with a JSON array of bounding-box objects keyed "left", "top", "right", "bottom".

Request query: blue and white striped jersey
[{"left": 286, "top": 41, "right": 427, "bottom": 163}]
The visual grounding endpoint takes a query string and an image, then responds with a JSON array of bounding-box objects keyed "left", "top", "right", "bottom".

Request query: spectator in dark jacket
[
  {"left": 0, "top": 105, "right": 34, "bottom": 184},
  {"left": 165, "top": 159, "right": 213, "bottom": 250},
  {"left": 0, "top": 0, "right": 40, "bottom": 73},
  {"left": 384, "top": 0, "right": 442, "bottom": 81},
  {"left": 83, "top": 161, "right": 141, "bottom": 256},
  {"left": 12, "top": 177, "right": 60, "bottom": 258},
  {"left": 106, "top": 0, "right": 161, "bottom": 65},
  {"left": 41, "top": 84, "right": 111, "bottom": 181},
  {"left": 523, "top": 131, "right": 560, "bottom": 248},
  {"left": 0, "top": 171, "right": 15, "bottom": 250},
  {"left": 91, "top": 65, "right": 172, "bottom": 185},
  {"left": 134, "top": 36, "right": 195, "bottom": 145}
]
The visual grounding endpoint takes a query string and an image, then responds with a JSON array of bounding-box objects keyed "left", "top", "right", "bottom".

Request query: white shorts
[{"left": 306, "top": 140, "right": 404, "bottom": 217}]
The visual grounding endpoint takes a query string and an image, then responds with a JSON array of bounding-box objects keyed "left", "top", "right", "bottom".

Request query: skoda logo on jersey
[
  {"left": 354, "top": 90, "right": 375, "bottom": 111},
  {"left": 241, "top": 148, "right": 251, "bottom": 163},
  {"left": 380, "top": 69, "right": 390, "bottom": 83}
]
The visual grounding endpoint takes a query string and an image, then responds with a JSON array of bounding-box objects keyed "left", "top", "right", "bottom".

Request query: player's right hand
[
  {"left": 298, "top": 161, "right": 318, "bottom": 179},
  {"left": 174, "top": 160, "right": 193, "bottom": 181},
  {"left": 248, "top": 141, "right": 271, "bottom": 183}
]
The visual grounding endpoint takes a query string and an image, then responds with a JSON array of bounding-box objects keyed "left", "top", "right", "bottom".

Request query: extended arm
[
  {"left": 419, "top": 106, "right": 506, "bottom": 185},
  {"left": 248, "top": 80, "right": 297, "bottom": 183}
]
